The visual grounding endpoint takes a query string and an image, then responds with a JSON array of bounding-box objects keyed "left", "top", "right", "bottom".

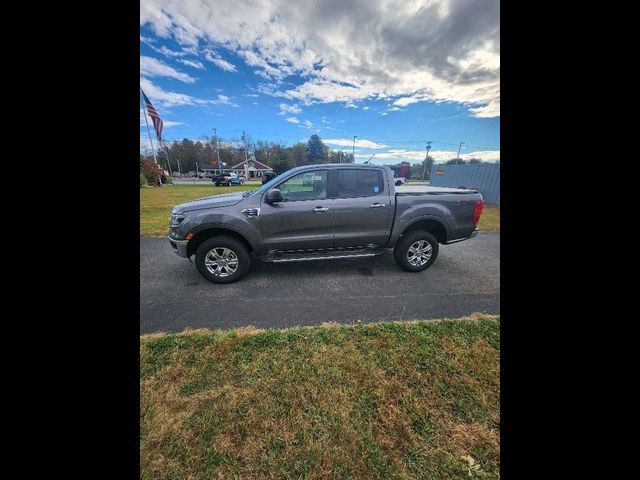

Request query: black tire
[
  {"left": 195, "top": 236, "right": 251, "bottom": 284},
  {"left": 214, "top": 182, "right": 220, "bottom": 186},
  {"left": 393, "top": 230, "right": 439, "bottom": 272},
  {"left": 227, "top": 181, "right": 232, "bottom": 187}
]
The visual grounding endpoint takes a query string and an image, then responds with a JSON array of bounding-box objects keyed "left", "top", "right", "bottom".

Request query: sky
[{"left": 140, "top": 0, "right": 500, "bottom": 165}]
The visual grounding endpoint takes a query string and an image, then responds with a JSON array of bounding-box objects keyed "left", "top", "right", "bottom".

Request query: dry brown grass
[{"left": 141, "top": 315, "right": 500, "bottom": 479}]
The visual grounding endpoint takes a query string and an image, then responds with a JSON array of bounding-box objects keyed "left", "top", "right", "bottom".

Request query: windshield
[{"left": 248, "top": 174, "right": 282, "bottom": 197}]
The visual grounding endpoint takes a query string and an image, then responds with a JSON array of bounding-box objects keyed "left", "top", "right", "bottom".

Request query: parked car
[
  {"left": 213, "top": 173, "right": 244, "bottom": 186},
  {"left": 262, "top": 171, "right": 277, "bottom": 184},
  {"left": 169, "top": 164, "right": 483, "bottom": 283}
]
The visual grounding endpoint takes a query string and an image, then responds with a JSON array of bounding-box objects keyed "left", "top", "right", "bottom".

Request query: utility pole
[
  {"left": 422, "top": 141, "right": 432, "bottom": 181},
  {"left": 352, "top": 135, "right": 357, "bottom": 161},
  {"left": 242, "top": 130, "right": 249, "bottom": 179},
  {"left": 457, "top": 141, "right": 465, "bottom": 164},
  {"left": 213, "top": 128, "right": 221, "bottom": 172}
]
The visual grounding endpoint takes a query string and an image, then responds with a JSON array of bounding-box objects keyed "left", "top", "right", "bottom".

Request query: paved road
[{"left": 140, "top": 233, "right": 499, "bottom": 333}]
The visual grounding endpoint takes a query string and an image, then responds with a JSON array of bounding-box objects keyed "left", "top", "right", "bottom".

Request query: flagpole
[{"left": 140, "top": 88, "right": 159, "bottom": 166}]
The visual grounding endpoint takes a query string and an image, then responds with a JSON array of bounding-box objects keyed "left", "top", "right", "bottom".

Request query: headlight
[{"left": 170, "top": 213, "right": 185, "bottom": 227}]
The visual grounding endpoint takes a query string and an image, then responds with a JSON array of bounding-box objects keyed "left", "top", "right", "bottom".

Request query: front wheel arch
[{"left": 186, "top": 227, "right": 254, "bottom": 258}]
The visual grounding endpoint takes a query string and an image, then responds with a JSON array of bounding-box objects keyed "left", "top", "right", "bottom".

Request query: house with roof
[{"left": 230, "top": 156, "right": 273, "bottom": 178}]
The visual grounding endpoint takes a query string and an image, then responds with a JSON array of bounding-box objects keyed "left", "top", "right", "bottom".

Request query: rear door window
[{"left": 337, "top": 169, "right": 384, "bottom": 198}]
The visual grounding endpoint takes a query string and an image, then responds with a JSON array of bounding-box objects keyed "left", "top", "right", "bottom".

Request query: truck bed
[{"left": 395, "top": 185, "right": 478, "bottom": 195}]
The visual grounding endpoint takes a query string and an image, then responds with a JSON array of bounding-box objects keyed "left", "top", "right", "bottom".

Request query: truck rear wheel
[
  {"left": 393, "top": 231, "right": 439, "bottom": 272},
  {"left": 195, "top": 236, "right": 251, "bottom": 283}
]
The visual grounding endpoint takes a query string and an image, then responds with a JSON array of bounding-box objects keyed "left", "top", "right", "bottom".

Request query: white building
[{"left": 230, "top": 156, "right": 273, "bottom": 178}]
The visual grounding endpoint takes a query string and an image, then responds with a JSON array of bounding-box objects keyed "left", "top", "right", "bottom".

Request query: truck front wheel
[
  {"left": 393, "top": 231, "right": 439, "bottom": 272},
  {"left": 195, "top": 236, "right": 251, "bottom": 283}
]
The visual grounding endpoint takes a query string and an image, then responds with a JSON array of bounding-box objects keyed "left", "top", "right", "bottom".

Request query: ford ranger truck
[{"left": 168, "top": 163, "right": 483, "bottom": 283}]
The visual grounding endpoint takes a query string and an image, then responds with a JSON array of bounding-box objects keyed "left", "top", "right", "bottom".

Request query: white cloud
[
  {"left": 140, "top": 0, "right": 499, "bottom": 117},
  {"left": 363, "top": 106, "right": 370, "bottom": 111},
  {"left": 300, "top": 120, "right": 314, "bottom": 129},
  {"left": 211, "top": 57, "right": 237, "bottom": 72},
  {"left": 278, "top": 103, "right": 302, "bottom": 115},
  {"left": 380, "top": 112, "right": 388, "bottom": 116},
  {"left": 216, "top": 94, "right": 239, "bottom": 107},
  {"left": 469, "top": 99, "right": 500, "bottom": 118},
  {"left": 371, "top": 149, "right": 501, "bottom": 163},
  {"left": 178, "top": 58, "right": 205, "bottom": 70},
  {"left": 286, "top": 116, "right": 300, "bottom": 124},
  {"left": 140, "top": 77, "right": 225, "bottom": 108},
  {"left": 204, "top": 49, "right": 237, "bottom": 72},
  {"left": 324, "top": 138, "right": 388, "bottom": 149},
  {"left": 393, "top": 96, "right": 421, "bottom": 107},
  {"left": 140, "top": 56, "right": 196, "bottom": 83}
]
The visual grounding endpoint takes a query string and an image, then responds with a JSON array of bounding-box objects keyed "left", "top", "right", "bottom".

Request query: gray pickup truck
[{"left": 168, "top": 164, "right": 484, "bottom": 283}]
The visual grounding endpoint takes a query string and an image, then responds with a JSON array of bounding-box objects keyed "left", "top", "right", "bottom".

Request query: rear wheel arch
[{"left": 398, "top": 218, "right": 448, "bottom": 244}]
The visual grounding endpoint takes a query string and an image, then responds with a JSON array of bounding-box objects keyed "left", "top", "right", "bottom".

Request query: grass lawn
[
  {"left": 140, "top": 184, "right": 253, "bottom": 236},
  {"left": 141, "top": 315, "right": 500, "bottom": 479},
  {"left": 140, "top": 185, "right": 501, "bottom": 236},
  {"left": 478, "top": 205, "right": 500, "bottom": 232}
]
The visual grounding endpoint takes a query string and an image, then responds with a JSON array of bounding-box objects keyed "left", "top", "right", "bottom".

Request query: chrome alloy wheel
[
  {"left": 407, "top": 240, "right": 432, "bottom": 267},
  {"left": 204, "top": 247, "right": 239, "bottom": 277}
]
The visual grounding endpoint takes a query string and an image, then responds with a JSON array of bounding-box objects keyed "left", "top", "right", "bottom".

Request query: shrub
[
  {"left": 140, "top": 173, "right": 148, "bottom": 187},
  {"left": 140, "top": 156, "right": 162, "bottom": 185},
  {"left": 166, "top": 176, "right": 173, "bottom": 184}
]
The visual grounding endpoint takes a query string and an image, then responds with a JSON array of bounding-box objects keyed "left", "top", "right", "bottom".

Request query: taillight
[{"left": 473, "top": 199, "right": 484, "bottom": 225}]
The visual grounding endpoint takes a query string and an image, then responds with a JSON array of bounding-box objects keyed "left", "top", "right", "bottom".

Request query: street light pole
[
  {"left": 457, "top": 141, "right": 465, "bottom": 163},
  {"left": 242, "top": 130, "right": 249, "bottom": 179},
  {"left": 352, "top": 135, "right": 357, "bottom": 161},
  {"left": 213, "top": 128, "right": 221, "bottom": 172},
  {"left": 422, "top": 141, "right": 432, "bottom": 180}
]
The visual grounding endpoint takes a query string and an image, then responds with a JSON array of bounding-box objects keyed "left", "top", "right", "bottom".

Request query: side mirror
[{"left": 265, "top": 188, "right": 284, "bottom": 204}]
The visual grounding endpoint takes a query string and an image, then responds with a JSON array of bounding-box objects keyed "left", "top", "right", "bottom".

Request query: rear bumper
[
  {"left": 445, "top": 228, "right": 479, "bottom": 245},
  {"left": 168, "top": 237, "right": 189, "bottom": 258}
]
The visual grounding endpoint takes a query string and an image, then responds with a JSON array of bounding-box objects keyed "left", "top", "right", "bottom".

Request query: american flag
[{"left": 141, "top": 89, "right": 163, "bottom": 141}]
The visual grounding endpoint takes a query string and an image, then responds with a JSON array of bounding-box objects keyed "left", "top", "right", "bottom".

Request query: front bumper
[{"left": 168, "top": 237, "right": 189, "bottom": 258}]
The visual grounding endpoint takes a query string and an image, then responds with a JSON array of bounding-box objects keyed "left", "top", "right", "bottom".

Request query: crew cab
[{"left": 169, "top": 164, "right": 483, "bottom": 283}]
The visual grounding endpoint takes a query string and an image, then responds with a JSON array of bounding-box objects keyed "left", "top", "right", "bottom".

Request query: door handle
[
  {"left": 313, "top": 206, "right": 329, "bottom": 213},
  {"left": 370, "top": 203, "right": 386, "bottom": 208}
]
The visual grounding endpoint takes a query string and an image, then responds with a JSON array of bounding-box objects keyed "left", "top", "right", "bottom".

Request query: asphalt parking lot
[{"left": 140, "top": 233, "right": 499, "bottom": 334}]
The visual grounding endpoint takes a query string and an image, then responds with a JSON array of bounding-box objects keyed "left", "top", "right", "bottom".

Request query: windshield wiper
[{"left": 242, "top": 190, "right": 254, "bottom": 198}]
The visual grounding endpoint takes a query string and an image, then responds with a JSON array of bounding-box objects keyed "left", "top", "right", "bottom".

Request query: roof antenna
[{"left": 364, "top": 153, "right": 376, "bottom": 164}]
